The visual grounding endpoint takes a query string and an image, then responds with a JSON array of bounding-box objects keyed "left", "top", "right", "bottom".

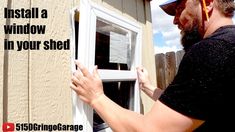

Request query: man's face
[{"left": 173, "top": 0, "right": 203, "bottom": 51}]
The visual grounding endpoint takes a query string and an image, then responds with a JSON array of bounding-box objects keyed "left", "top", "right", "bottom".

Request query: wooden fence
[{"left": 155, "top": 50, "right": 185, "bottom": 89}]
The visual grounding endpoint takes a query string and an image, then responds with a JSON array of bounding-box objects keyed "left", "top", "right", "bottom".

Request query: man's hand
[
  {"left": 137, "top": 66, "right": 161, "bottom": 100},
  {"left": 136, "top": 66, "right": 153, "bottom": 90},
  {"left": 70, "top": 61, "right": 104, "bottom": 106}
]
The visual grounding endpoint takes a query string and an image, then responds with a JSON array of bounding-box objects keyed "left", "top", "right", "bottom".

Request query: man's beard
[{"left": 181, "top": 26, "right": 202, "bottom": 52}]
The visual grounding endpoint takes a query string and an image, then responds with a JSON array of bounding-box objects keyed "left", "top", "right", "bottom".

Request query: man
[{"left": 71, "top": 0, "right": 235, "bottom": 131}]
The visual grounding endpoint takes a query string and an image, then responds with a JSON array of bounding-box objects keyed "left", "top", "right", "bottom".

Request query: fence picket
[{"left": 155, "top": 50, "right": 185, "bottom": 89}]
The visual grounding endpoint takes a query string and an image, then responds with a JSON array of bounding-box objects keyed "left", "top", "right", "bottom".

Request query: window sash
[{"left": 98, "top": 70, "right": 137, "bottom": 82}]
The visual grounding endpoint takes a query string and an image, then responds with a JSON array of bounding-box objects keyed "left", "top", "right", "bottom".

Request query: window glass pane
[
  {"left": 95, "top": 18, "right": 137, "bottom": 70},
  {"left": 93, "top": 81, "right": 135, "bottom": 131}
]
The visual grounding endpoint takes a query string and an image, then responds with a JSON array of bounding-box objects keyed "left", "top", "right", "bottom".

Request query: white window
[{"left": 70, "top": 0, "right": 142, "bottom": 131}]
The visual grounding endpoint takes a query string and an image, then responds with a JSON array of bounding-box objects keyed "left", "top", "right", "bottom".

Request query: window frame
[{"left": 71, "top": 0, "right": 142, "bottom": 131}]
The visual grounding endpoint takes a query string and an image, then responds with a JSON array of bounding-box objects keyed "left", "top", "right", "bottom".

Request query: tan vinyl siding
[
  {"left": 0, "top": 0, "right": 155, "bottom": 124},
  {"left": 2, "top": 0, "right": 30, "bottom": 123},
  {"left": 140, "top": 1, "right": 156, "bottom": 113},
  {"left": 0, "top": 0, "right": 8, "bottom": 126},
  {"left": 29, "top": 0, "right": 73, "bottom": 123}
]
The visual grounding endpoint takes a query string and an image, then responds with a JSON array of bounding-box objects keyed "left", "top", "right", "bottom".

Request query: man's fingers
[
  {"left": 70, "top": 82, "right": 85, "bottom": 95},
  {"left": 75, "top": 60, "right": 91, "bottom": 77},
  {"left": 93, "top": 65, "right": 99, "bottom": 78},
  {"left": 136, "top": 66, "right": 142, "bottom": 71},
  {"left": 71, "top": 76, "right": 80, "bottom": 86},
  {"left": 136, "top": 66, "right": 145, "bottom": 73},
  {"left": 70, "top": 82, "right": 88, "bottom": 103},
  {"left": 73, "top": 70, "right": 83, "bottom": 80},
  {"left": 70, "top": 82, "right": 78, "bottom": 90}
]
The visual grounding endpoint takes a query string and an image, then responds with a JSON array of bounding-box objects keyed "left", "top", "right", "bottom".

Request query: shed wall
[{"left": 0, "top": 0, "right": 156, "bottom": 126}]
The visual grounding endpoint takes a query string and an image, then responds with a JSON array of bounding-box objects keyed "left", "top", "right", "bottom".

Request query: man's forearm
[
  {"left": 153, "top": 88, "right": 164, "bottom": 100},
  {"left": 141, "top": 84, "right": 163, "bottom": 100},
  {"left": 91, "top": 94, "right": 145, "bottom": 132}
]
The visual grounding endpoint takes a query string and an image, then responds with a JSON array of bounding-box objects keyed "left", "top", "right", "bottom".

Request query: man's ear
[{"left": 206, "top": 0, "right": 214, "bottom": 13}]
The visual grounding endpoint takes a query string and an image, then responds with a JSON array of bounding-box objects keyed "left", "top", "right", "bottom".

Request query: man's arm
[
  {"left": 136, "top": 67, "right": 163, "bottom": 100},
  {"left": 91, "top": 94, "right": 204, "bottom": 132},
  {"left": 70, "top": 61, "right": 204, "bottom": 132}
]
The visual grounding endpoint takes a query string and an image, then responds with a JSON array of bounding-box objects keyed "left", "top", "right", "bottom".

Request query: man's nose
[{"left": 173, "top": 15, "right": 179, "bottom": 25}]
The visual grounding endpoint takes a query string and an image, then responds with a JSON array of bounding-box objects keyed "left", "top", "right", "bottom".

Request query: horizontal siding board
[
  {"left": 123, "top": 0, "right": 137, "bottom": 20},
  {"left": 102, "top": 0, "right": 123, "bottom": 14},
  {"left": 136, "top": 0, "right": 145, "bottom": 23}
]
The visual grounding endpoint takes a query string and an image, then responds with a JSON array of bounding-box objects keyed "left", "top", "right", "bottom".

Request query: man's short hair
[{"left": 216, "top": 0, "right": 235, "bottom": 17}]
